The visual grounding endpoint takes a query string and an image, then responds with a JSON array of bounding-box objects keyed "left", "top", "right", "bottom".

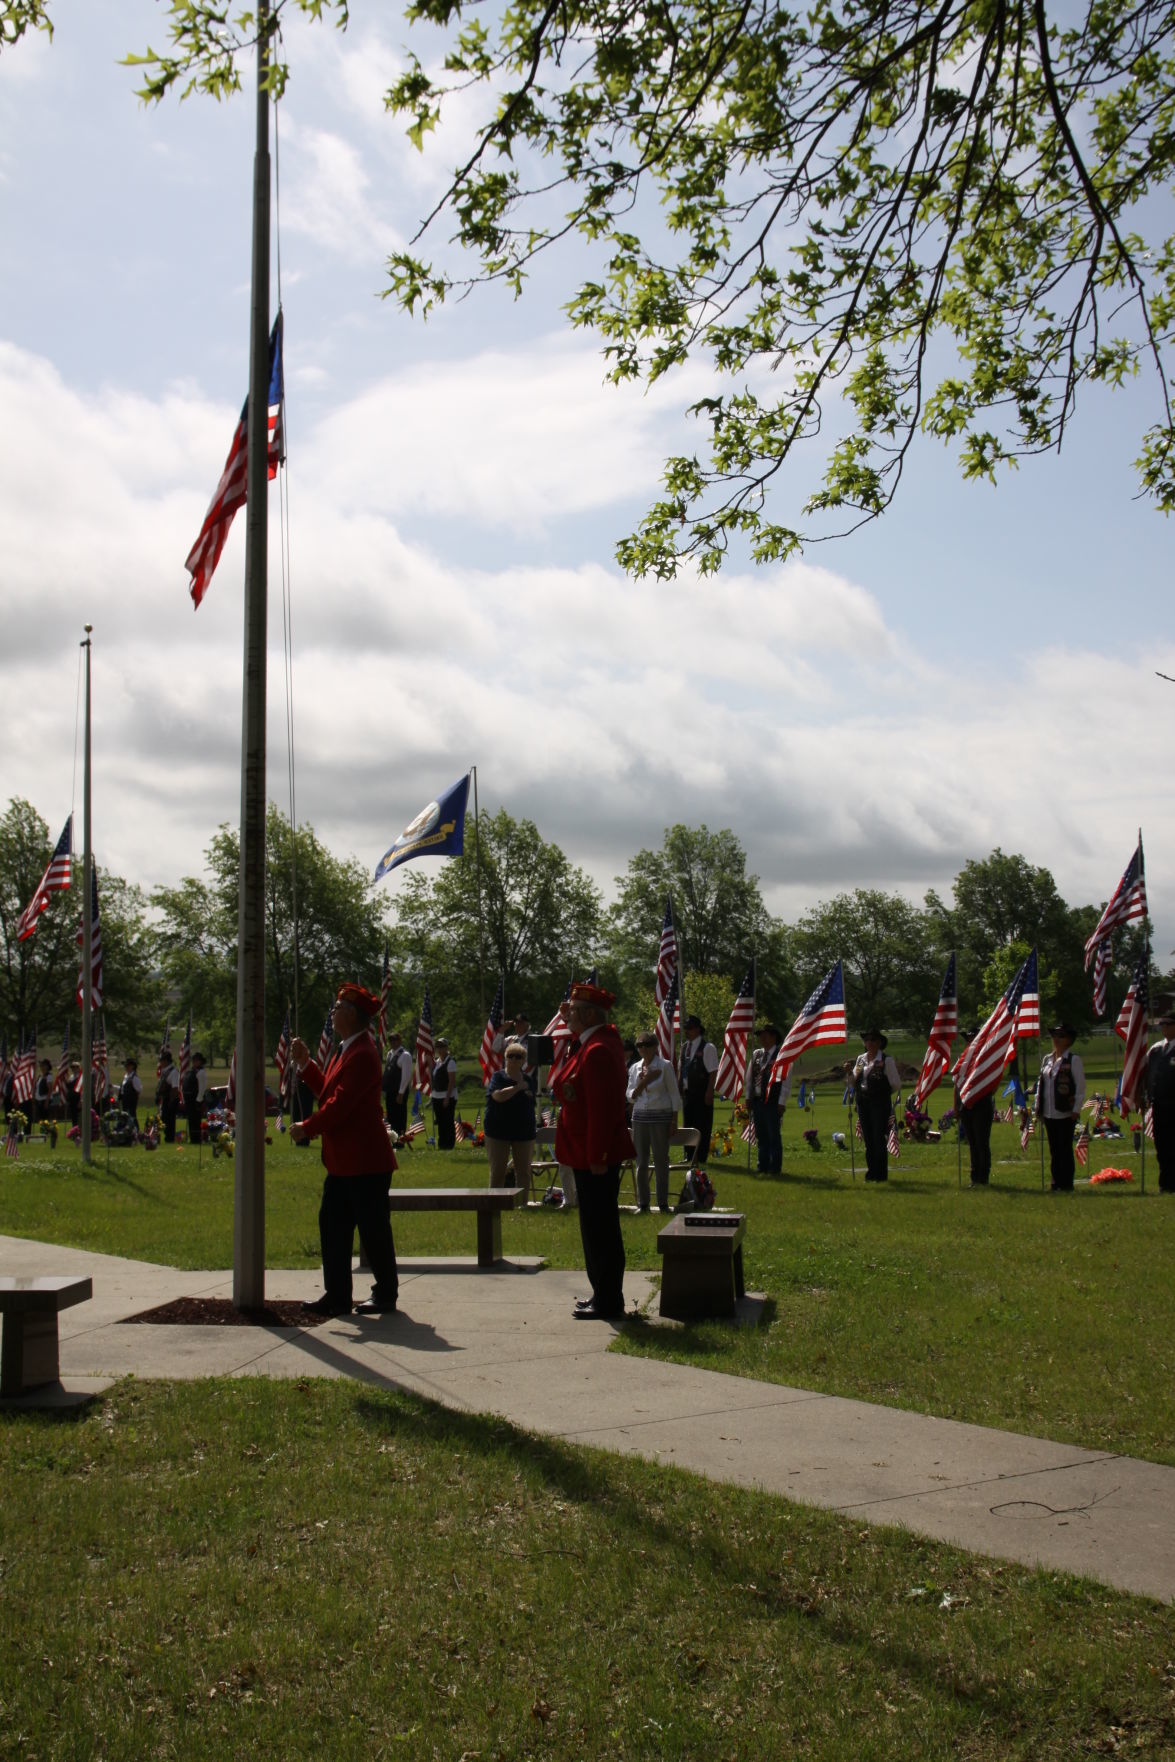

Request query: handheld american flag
[
  {"left": 769, "top": 961, "right": 847, "bottom": 1086},
  {"left": 75, "top": 864, "right": 103, "bottom": 1008},
  {"left": 913, "top": 953, "right": 958, "bottom": 1108},
  {"left": 1084, "top": 837, "right": 1147, "bottom": 969},
  {"left": 1114, "top": 956, "right": 1149, "bottom": 1113},
  {"left": 415, "top": 987, "right": 435, "bottom": 1100},
  {"left": 958, "top": 949, "right": 1039, "bottom": 1107},
  {"left": 479, "top": 977, "right": 505, "bottom": 1080},
  {"left": 715, "top": 962, "right": 755, "bottom": 1100},
  {"left": 185, "top": 312, "right": 284, "bottom": 609},
  {"left": 16, "top": 815, "right": 72, "bottom": 941}
]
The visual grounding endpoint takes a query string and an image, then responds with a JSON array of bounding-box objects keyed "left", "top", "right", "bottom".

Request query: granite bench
[{"left": 0, "top": 1275, "right": 92, "bottom": 1395}]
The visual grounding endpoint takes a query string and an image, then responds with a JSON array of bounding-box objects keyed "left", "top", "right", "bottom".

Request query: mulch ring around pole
[{"left": 119, "top": 1298, "right": 333, "bottom": 1328}]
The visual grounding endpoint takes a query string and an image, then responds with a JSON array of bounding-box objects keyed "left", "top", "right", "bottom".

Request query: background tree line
[{"left": 0, "top": 796, "right": 1163, "bottom": 1060}]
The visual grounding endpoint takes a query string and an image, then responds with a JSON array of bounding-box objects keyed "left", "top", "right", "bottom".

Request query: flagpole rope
[
  {"left": 273, "top": 84, "right": 301, "bottom": 1038},
  {"left": 70, "top": 642, "right": 83, "bottom": 817}
]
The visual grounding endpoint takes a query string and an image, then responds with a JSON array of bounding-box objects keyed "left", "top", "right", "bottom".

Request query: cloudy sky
[{"left": 1, "top": 1, "right": 1171, "bottom": 964}]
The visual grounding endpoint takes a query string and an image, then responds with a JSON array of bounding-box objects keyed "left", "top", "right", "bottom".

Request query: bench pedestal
[
  {"left": 0, "top": 1277, "right": 93, "bottom": 1395},
  {"left": 656, "top": 1216, "right": 746, "bottom": 1322}
]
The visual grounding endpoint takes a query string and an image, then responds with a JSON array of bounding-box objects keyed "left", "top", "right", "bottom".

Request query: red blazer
[
  {"left": 553, "top": 1023, "right": 635, "bottom": 1169},
  {"left": 300, "top": 1031, "right": 397, "bottom": 1179}
]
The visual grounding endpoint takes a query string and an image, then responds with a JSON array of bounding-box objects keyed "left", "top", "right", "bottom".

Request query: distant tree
[
  {"left": 610, "top": 825, "right": 776, "bottom": 984},
  {"left": 617, "top": 968, "right": 736, "bottom": 1055},
  {"left": 792, "top": 888, "right": 938, "bottom": 1030},
  {"left": 392, "top": 810, "right": 604, "bottom": 1046},
  {"left": 153, "top": 805, "right": 388, "bottom": 1056}
]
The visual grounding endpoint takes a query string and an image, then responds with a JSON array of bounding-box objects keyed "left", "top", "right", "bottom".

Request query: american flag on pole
[
  {"left": 157, "top": 1020, "right": 170, "bottom": 1079},
  {"left": 185, "top": 312, "right": 285, "bottom": 609},
  {"left": 54, "top": 1022, "right": 71, "bottom": 1097},
  {"left": 1092, "top": 939, "right": 1111, "bottom": 1018},
  {"left": 74, "top": 864, "right": 103, "bottom": 1008},
  {"left": 1075, "top": 1123, "right": 1090, "bottom": 1168},
  {"left": 769, "top": 961, "right": 847, "bottom": 1086},
  {"left": 274, "top": 1010, "right": 292, "bottom": 1099},
  {"left": 1084, "top": 837, "right": 1147, "bottom": 970},
  {"left": 1114, "top": 956, "right": 1149, "bottom": 1113},
  {"left": 226, "top": 1047, "right": 237, "bottom": 1112},
  {"left": 653, "top": 896, "right": 679, "bottom": 1061},
  {"left": 379, "top": 944, "right": 392, "bottom": 1050},
  {"left": 179, "top": 1011, "right": 192, "bottom": 1085},
  {"left": 16, "top": 815, "right": 73, "bottom": 941},
  {"left": 12, "top": 1032, "right": 36, "bottom": 1106},
  {"left": 656, "top": 967, "right": 680, "bottom": 1065},
  {"left": 92, "top": 1015, "right": 108, "bottom": 1103},
  {"left": 479, "top": 977, "right": 505, "bottom": 1080},
  {"left": 958, "top": 949, "right": 1039, "bottom": 1107},
  {"left": 415, "top": 987, "right": 435, "bottom": 1100},
  {"left": 913, "top": 953, "right": 958, "bottom": 1108},
  {"left": 317, "top": 1009, "right": 334, "bottom": 1068},
  {"left": 715, "top": 962, "right": 756, "bottom": 1100}
]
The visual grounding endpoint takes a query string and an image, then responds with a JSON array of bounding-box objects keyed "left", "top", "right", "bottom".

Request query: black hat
[
  {"left": 1049, "top": 1021, "right": 1077, "bottom": 1041},
  {"left": 1158, "top": 1012, "right": 1175, "bottom": 1027},
  {"left": 755, "top": 1022, "right": 780, "bottom": 1039},
  {"left": 861, "top": 1027, "right": 888, "bottom": 1048},
  {"left": 684, "top": 1014, "right": 704, "bottom": 1032},
  {"left": 960, "top": 1029, "right": 976, "bottom": 1044}
]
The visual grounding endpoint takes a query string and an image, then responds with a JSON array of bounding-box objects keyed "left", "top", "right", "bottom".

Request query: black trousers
[
  {"left": 575, "top": 1165, "right": 625, "bottom": 1313},
  {"left": 433, "top": 1099, "right": 456, "bottom": 1149},
  {"left": 683, "top": 1096, "right": 714, "bottom": 1162},
  {"left": 858, "top": 1097, "right": 890, "bottom": 1181},
  {"left": 752, "top": 1098, "right": 782, "bottom": 1174},
  {"left": 1045, "top": 1116, "right": 1076, "bottom": 1190},
  {"left": 161, "top": 1096, "right": 179, "bottom": 1142},
  {"left": 1152, "top": 1102, "right": 1175, "bottom": 1192},
  {"left": 962, "top": 1095, "right": 993, "bottom": 1183},
  {"left": 319, "top": 1172, "right": 399, "bottom": 1306},
  {"left": 185, "top": 1103, "right": 202, "bottom": 1147},
  {"left": 386, "top": 1095, "right": 408, "bottom": 1137}
]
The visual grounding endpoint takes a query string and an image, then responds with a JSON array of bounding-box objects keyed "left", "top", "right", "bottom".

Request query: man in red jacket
[
  {"left": 553, "top": 980, "right": 635, "bottom": 1321},
  {"left": 290, "top": 982, "right": 399, "bottom": 1317}
]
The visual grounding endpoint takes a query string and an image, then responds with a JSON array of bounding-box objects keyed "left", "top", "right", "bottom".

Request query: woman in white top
[{"left": 627, "top": 1033, "right": 683, "bottom": 1212}]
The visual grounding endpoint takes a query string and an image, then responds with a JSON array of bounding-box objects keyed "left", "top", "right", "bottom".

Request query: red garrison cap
[
  {"left": 336, "top": 982, "right": 379, "bottom": 1018},
  {"left": 569, "top": 981, "right": 616, "bottom": 1008}
]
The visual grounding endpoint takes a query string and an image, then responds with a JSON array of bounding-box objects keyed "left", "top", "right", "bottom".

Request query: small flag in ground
[
  {"left": 854, "top": 1117, "right": 863, "bottom": 1142},
  {"left": 958, "top": 949, "right": 1039, "bottom": 1107},
  {"left": 715, "top": 961, "right": 755, "bottom": 1100},
  {"left": 74, "top": 864, "right": 103, "bottom": 1008},
  {"left": 887, "top": 1117, "right": 899, "bottom": 1155},
  {"left": 770, "top": 961, "right": 847, "bottom": 1086},
  {"left": 1075, "top": 1125, "right": 1090, "bottom": 1168},
  {"left": 1144, "top": 1105, "right": 1155, "bottom": 1141},
  {"left": 740, "top": 1117, "right": 757, "bottom": 1146},
  {"left": 913, "top": 953, "right": 958, "bottom": 1108},
  {"left": 1084, "top": 837, "right": 1147, "bottom": 969},
  {"left": 415, "top": 988, "right": 435, "bottom": 1100},
  {"left": 1114, "top": 956, "right": 1149, "bottom": 1113},
  {"left": 185, "top": 312, "right": 284, "bottom": 609},
  {"left": 1020, "top": 1113, "right": 1036, "bottom": 1150},
  {"left": 16, "top": 815, "right": 73, "bottom": 941},
  {"left": 274, "top": 1010, "right": 292, "bottom": 1098},
  {"left": 4, "top": 1122, "right": 18, "bottom": 1160},
  {"left": 479, "top": 977, "right": 505, "bottom": 1080}
]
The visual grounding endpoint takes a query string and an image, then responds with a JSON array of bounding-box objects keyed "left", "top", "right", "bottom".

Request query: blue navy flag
[{"left": 375, "top": 775, "right": 470, "bottom": 882}]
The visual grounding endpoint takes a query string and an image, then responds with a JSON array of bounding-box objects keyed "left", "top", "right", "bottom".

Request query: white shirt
[
  {"left": 627, "top": 1055, "right": 682, "bottom": 1119},
  {"left": 853, "top": 1051, "right": 901, "bottom": 1095},
  {"left": 681, "top": 1035, "right": 719, "bottom": 1076}
]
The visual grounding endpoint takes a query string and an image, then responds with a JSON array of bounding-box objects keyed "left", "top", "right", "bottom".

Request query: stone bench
[
  {"left": 359, "top": 1187, "right": 525, "bottom": 1268},
  {"left": 0, "top": 1276, "right": 92, "bottom": 1395},
  {"left": 656, "top": 1214, "right": 746, "bottom": 1321}
]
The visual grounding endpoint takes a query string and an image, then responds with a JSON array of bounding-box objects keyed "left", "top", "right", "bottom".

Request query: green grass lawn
[
  {"left": 2, "top": 1378, "right": 1174, "bottom": 1761},
  {"left": 3, "top": 1066, "right": 1172, "bottom": 1466}
]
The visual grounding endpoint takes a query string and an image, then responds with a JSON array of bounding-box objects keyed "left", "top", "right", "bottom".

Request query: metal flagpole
[
  {"left": 233, "top": 2, "right": 273, "bottom": 1310},
  {"left": 471, "top": 765, "right": 485, "bottom": 1027},
  {"left": 848, "top": 1089, "right": 856, "bottom": 1180},
  {"left": 1140, "top": 827, "right": 1147, "bottom": 1196},
  {"left": 80, "top": 627, "right": 93, "bottom": 1167}
]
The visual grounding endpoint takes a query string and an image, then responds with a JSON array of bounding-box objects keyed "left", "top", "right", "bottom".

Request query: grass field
[{"left": 3, "top": 1378, "right": 1175, "bottom": 1761}]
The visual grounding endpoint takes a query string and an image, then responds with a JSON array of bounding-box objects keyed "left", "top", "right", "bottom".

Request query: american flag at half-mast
[
  {"left": 415, "top": 987, "right": 435, "bottom": 1100},
  {"left": 958, "top": 949, "right": 1039, "bottom": 1108},
  {"left": 913, "top": 953, "right": 958, "bottom": 1108},
  {"left": 1092, "top": 939, "right": 1111, "bottom": 1018},
  {"left": 74, "top": 864, "right": 103, "bottom": 1008},
  {"left": 715, "top": 962, "right": 755, "bottom": 1100},
  {"left": 769, "top": 961, "right": 847, "bottom": 1087},
  {"left": 1084, "top": 836, "right": 1147, "bottom": 970},
  {"left": 653, "top": 896, "right": 679, "bottom": 1061},
  {"left": 274, "top": 1010, "right": 292, "bottom": 1099},
  {"left": 184, "top": 311, "right": 285, "bottom": 609},
  {"left": 1114, "top": 955, "right": 1150, "bottom": 1113},
  {"left": 479, "top": 977, "right": 505, "bottom": 1080},
  {"left": 16, "top": 815, "right": 73, "bottom": 941}
]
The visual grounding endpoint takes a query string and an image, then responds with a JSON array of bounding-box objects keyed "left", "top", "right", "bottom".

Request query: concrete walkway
[{"left": 3, "top": 1231, "right": 1174, "bottom": 1606}]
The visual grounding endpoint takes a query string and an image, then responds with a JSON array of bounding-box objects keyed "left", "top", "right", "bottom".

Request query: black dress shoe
[
  {"left": 573, "top": 1302, "right": 625, "bottom": 1321},
  {"left": 354, "top": 1297, "right": 398, "bottom": 1315},
  {"left": 574, "top": 1295, "right": 596, "bottom": 1311},
  {"left": 302, "top": 1295, "right": 352, "bottom": 1316}
]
